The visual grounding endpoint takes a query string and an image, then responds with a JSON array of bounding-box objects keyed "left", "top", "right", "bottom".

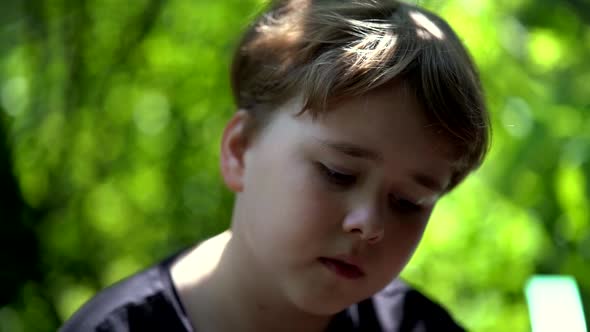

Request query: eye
[
  {"left": 389, "top": 194, "right": 422, "bottom": 214},
  {"left": 316, "top": 163, "right": 357, "bottom": 187}
]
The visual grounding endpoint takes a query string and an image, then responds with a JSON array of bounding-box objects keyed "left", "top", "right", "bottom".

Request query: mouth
[{"left": 318, "top": 257, "right": 365, "bottom": 280}]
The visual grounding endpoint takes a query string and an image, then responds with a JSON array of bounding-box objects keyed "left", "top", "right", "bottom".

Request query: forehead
[
  {"left": 314, "top": 83, "right": 457, "bottom": 160},
  {"left": 260, "top": 83, "right": 459, "bottom": 189}
]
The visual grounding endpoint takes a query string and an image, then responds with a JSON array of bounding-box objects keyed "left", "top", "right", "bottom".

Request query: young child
[{"left": 60, "top": 0, "right": 490, "bottom": 331}]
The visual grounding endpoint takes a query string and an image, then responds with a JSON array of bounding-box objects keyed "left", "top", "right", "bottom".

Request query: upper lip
[{"left": 323, "top": 255, "right": 364, "bottom": 272}]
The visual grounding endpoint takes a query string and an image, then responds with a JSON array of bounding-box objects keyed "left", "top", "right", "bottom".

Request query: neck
[{"left": 171, "top": 230, "right": 333, "bottom": 332}]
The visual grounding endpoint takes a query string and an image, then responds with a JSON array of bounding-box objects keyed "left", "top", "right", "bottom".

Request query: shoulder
[
  {"left": 348, "top": 279, "right": 466, "bottom": 332},
  {"left": 59, "top": 255, "right": 191, "bottom": 332}
]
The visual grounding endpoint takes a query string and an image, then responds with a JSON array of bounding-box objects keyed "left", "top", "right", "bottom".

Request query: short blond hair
[{"left": 231, "top": 0, "right": 490, "bottom": 190}]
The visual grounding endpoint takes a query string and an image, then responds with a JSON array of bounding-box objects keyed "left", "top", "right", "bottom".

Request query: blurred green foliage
[{"left": 0, "top": 0, "right": 588, "bottom": 331}]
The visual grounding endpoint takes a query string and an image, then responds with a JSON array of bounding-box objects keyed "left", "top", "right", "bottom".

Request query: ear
[{"left": 220, "top": 110, "right": 251, "bottom": 192}]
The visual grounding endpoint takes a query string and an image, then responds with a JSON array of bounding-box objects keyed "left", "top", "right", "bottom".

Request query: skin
[{"left": 171, "top": 81, "right": 457, "bottom": 332}]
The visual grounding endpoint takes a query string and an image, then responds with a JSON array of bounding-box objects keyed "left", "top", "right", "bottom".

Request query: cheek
[
  {"left": 244, "top": 158, "right": 341, "bottom": 250},
  {"left": 395, "top": 220, "right": 428, "bottom": 251},
  {"left": 377, "top": 222, "right": 428, "bottom": 270},
  {"left": 280, "top": 170, "right": 342, "bottom": 236}
]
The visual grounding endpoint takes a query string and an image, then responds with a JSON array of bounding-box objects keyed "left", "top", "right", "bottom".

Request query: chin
[
  {"left": 288, "top": 288, "right": 365, "bottom": 316},
  {"left": 297, "top": 300, "right": 350, "bottom": 316}
]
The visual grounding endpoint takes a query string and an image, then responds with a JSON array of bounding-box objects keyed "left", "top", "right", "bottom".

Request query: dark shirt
[{"left": 59, "top": 252, "right": 466, "bottom": 332}]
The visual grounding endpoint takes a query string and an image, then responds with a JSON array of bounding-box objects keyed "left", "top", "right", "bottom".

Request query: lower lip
[{"left": 319, "top": 257, "right": 365, "bottom": 280}]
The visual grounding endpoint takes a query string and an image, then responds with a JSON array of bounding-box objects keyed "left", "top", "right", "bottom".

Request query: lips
[{"left": 319, "top": 257, "right": 365, "bottom": 279}]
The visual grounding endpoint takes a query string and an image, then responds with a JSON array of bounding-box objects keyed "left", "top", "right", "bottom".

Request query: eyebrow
[
  {"left": 315, "top": 138, "right": 446, "bottom": 192},
  {"left": 316, "top": 138, "right": 383, "bottom": 162},
  {"left": 411, "top": 173, "right": 446, "bottom": 192}
]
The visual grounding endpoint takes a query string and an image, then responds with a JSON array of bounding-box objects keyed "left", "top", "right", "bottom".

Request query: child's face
[{"left": 223, "top": 82, "right": 456, "bottom": 315}]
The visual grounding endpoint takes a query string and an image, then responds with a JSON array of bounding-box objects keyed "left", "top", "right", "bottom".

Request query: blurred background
[{"left": 0, "top": 0, "right": 588, "bottom": 331}]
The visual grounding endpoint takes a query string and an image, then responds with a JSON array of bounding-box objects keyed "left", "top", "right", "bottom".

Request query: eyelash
[
  {"left": 388, "top": 194, "right": 423, "bottom": 214},
  {"left": 316, "top": 163, "right": 423, "bottom": 214},
  {"left": 316, "top": 163, "right": 357, "bottom": 187}
]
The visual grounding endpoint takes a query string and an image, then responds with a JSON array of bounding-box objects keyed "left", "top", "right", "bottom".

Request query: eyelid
[
  {"left": 316, "top": 162, "right": 358, "bottom": 186},
  {"left": 388, "top": 193, "right": 423, "bottom": 214},
  {"left": 319, "top": 160, "right": 359, "bottom": 174}
]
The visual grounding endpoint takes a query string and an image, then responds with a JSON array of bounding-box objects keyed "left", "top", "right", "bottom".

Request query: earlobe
[{"left": 220, "top": 111, "right": 251, "bottom": 192}]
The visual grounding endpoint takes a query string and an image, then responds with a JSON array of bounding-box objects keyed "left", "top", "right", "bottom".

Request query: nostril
[
  {"left": 350, "top": 228, "right": 362, "bottom": 234},
  {"left": 342, "top": 207, "right": 384, "bottom": 243},
  {"left": 347, "top": 226, "right": 383, "bottom": 244},
  {"left": 366, "top": 232, "right": 383, "bottom": 244}
]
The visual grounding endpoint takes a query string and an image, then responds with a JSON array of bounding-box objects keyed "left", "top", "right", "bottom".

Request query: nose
[{"left": 342, "top": 206, "right": 385, "bottom": 244}]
